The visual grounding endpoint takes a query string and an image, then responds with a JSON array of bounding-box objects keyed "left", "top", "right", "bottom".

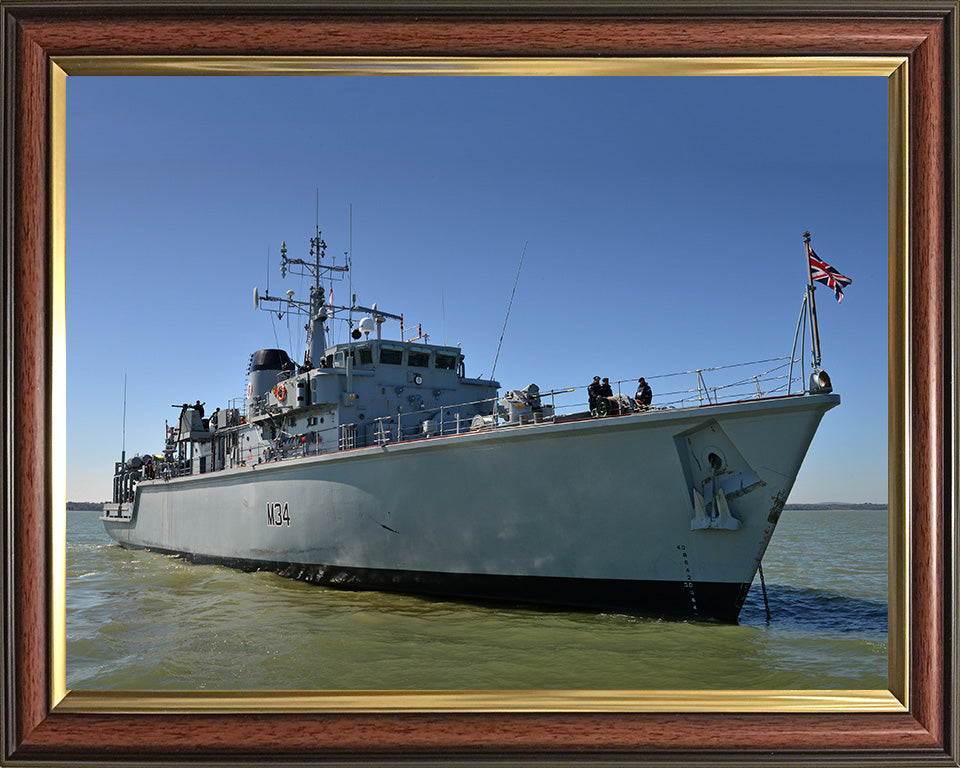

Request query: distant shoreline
[
  {"left": 68, "top": 500, "right": 888, "bottom": 512},
  {"left": 783, "top": 502, "right": 887, "bottom": 511}
]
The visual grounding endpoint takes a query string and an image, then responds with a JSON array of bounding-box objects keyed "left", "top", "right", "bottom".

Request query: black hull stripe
[{"left": 123, "top": 543, "right": 751, "bottom": 622}]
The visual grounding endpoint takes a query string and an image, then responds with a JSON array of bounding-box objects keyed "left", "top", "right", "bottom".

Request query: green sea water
[{"left": 66, "top": 508, "right": 887, "bottom": 690}]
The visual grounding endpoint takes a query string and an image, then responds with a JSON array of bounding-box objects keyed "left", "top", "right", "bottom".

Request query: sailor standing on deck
[
  {"left": 588, "top": 376, "right": 602, "bottom": 414},
  {"left": 635, "top": 377, "right": 652, "bottom": 410}
]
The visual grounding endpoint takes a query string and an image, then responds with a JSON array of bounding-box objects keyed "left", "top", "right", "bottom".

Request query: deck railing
[
  {"left": 138, "top": 355, "right": 807, "bottom": 480},
  {"left": 246, "top": 355, "right": 809, "bottom": 461}
]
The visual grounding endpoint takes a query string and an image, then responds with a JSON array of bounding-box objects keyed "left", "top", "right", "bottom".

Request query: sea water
[{"left": 66, "top": 508, "right": 887, "bottom": 690}]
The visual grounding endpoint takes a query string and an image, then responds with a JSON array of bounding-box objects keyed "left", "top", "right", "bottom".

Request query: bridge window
[
  {"left": 408, "top": 350, "right": 429, "bottom": 368},
  {"left": 380, "top": 346, "right": 403, "bottom": 365},
  {"left": 435, "top": 353, "right": 457, "bottom": 370}
]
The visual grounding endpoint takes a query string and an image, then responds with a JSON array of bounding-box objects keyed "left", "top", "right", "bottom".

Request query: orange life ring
[{"left": 275, "top": 383, "right": 287, "bottom": 402}]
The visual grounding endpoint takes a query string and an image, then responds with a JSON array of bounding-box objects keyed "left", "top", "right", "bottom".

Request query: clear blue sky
[{"left": 66, "top": 75, "right": 887, "bottom": 503}]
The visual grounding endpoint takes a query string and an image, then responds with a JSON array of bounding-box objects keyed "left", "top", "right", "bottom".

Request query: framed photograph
[{"left": 2, "top": 2, "right": 956, "bottom": 765}]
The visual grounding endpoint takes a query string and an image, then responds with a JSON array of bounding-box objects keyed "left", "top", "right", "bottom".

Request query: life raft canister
[{"left": 275, "top": 383, "right": 287, "bottom": 402}]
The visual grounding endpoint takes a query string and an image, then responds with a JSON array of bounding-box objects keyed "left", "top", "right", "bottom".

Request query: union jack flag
[{"left": 809, "top": 249, "right": 852, "bottom": 303}]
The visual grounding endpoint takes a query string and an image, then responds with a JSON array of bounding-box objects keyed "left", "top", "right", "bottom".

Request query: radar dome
[{"left": 359, "top": 317, "right": 376, "bottom": 336}]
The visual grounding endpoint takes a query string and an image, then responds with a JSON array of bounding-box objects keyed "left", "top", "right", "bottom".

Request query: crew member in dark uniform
[
  {"left": 599, "top": 378, "right": 613, "bottom": 398},
  {"left": 587, "top": 376, "right": 602, "bottom": 413},
  {"left": 635, "top": 377, "right": 653, "bottom": 410},
  {"left": 194, "top": 400, "right": 204, "bottom": 418}
]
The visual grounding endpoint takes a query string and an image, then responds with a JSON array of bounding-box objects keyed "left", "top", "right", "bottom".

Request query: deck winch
[{"left": 112, "top": 454, "right": 145, "bottom": 503}]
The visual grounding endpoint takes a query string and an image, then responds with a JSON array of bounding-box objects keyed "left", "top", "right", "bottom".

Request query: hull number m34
[{"left": 266, "top": 501, "right": 291, "bottom": 527}]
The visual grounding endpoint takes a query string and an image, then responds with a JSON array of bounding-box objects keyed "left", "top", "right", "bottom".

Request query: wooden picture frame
[{"left": 2, "top": 2, "right": 957, "bottom": 764}]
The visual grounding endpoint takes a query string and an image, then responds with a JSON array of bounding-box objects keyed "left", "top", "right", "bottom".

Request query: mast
[
  {"left": 255, "top": 217, "right": 401, "bottom": 364},
  {"left": 306, "top": 226, "right": 328, "bottom": 365},
  {"left": 261, "top": 233, "right": 335, "bottom": 366},
  {"left": 802, "top": 231, "right": 822, "bottom": 369}
]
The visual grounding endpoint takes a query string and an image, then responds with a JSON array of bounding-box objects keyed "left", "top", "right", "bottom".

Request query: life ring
[
  {"left": 413, "top": 373, "right": 423, "bottom": 386},
  {"left": 275, "top": 383, "right": 287, "bottom": 401}
]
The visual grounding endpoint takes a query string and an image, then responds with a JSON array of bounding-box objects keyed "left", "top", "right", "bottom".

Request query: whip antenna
[
  {"left": 121, "top": 372, "right": 127, "bottom": 465},
  {"left": 491, "top": 241, "right": 527, "bottom": 380}
]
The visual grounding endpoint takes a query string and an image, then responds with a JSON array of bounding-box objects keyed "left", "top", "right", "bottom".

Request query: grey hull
[{"left": 103, "top": 393, "right": 839, "bottom": 620}]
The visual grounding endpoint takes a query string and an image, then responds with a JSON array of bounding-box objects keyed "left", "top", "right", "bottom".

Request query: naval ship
[{"left": 102, "top": 227, "right": 840, "bottom": 622}]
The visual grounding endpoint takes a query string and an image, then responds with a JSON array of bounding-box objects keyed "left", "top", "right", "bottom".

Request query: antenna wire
[{"left": 491, "top": 241, "right": 527, "bottom": 380}]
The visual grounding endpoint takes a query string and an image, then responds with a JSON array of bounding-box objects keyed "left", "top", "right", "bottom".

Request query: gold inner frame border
[{"left": 49, "top": 54, "right": 909, "bottom": 715}]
